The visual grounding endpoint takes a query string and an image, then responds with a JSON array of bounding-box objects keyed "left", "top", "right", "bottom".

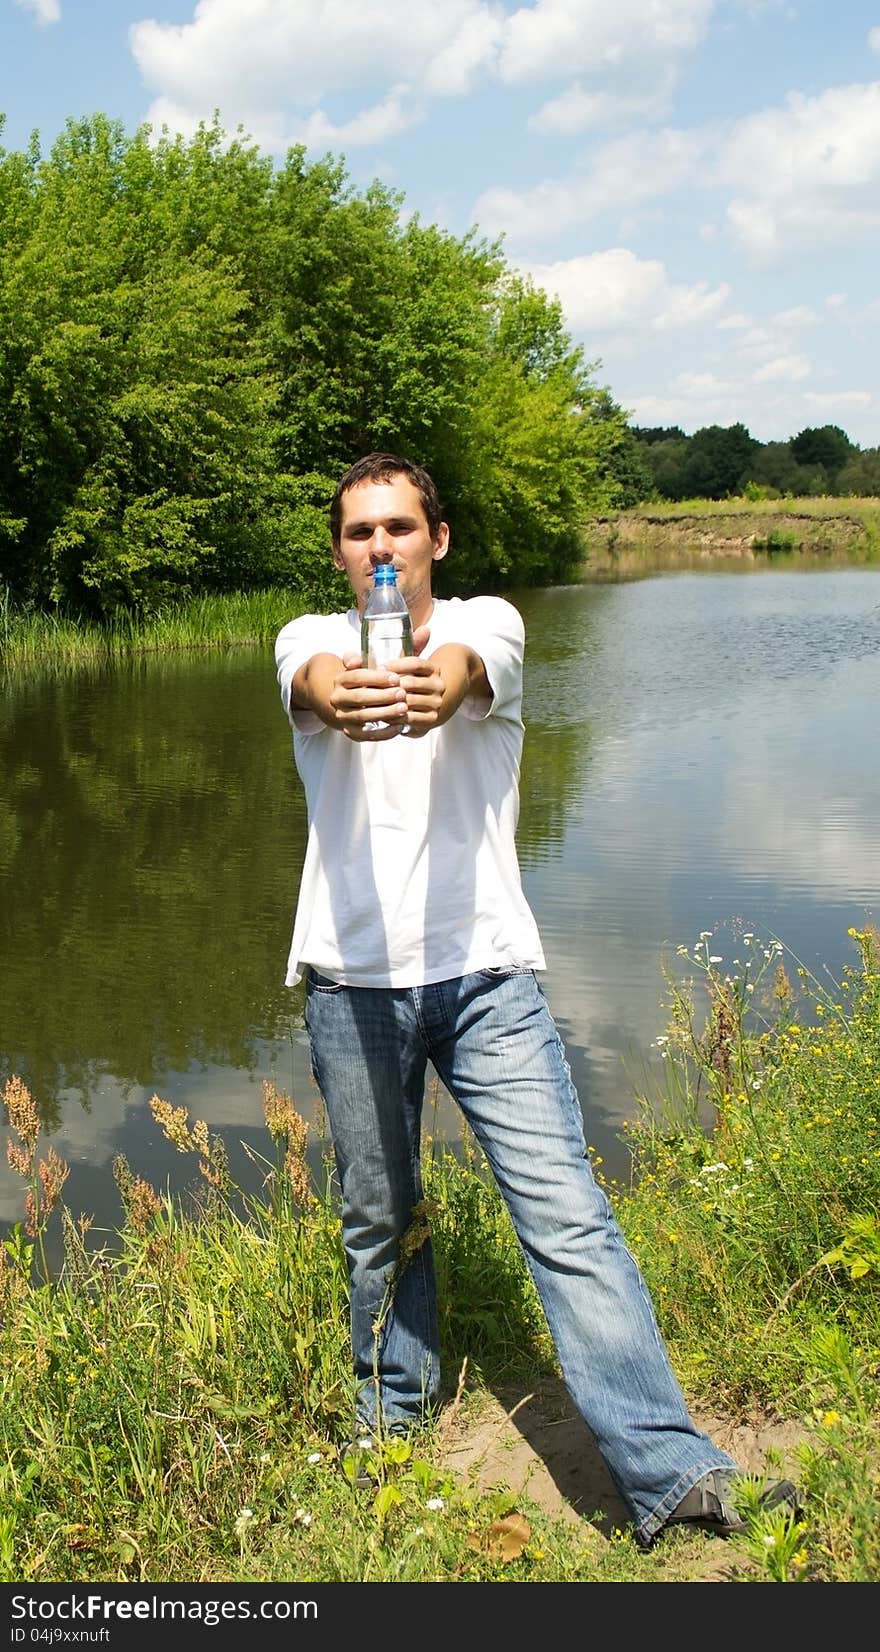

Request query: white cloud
[
  {"left": 752, "top": 353, "right": 811, "bottom": 383},
  {"left": 130, "top": 0, "right": 501, "bottom": 145},
  {"left": 804, "top": 389, "right": 872, "bottom": 411},
  {"left": 520, "top": 247, "right": 729, "bottom": 332},
  {"left": 299, "top": 87, "right": 421, "bottom": 150},
  {"left": 131, "top": 0, "right": 497, "bottom": 104},
  {"left": 129, "top": 0, "right": 718, "bottom": 152},
  {"left": 772, "top": 305, "right": 820, "bottom": 328},
  {"left": 625, "top": 388, "right": 733, "bottom": 426},
  {"left": 14, "top": 0, "right": 60, "bottom": 24},
  {"left": 529, "top": 81, "right": 674, "bottom": 134},
  {"left": 720, "top": 82, "right": 880, "bottom": 259},
  {"left": 498, "top": 0, "right": 713, "bottom": 84},
  {"left": 672, "top": 369, "right": 734, "bottom": 394},
  {"left": 740, "top": 327, "right": 775, "bottom": 351},
  {"left": 424, "top": 5, "right": 503, "bottom": 96},
  {"left": 654, "top": 279, "right": 730, "bottom": 329},
  {"left": 869, "top": 27, "right": 880, "bottom": 53},
  {"left": 488, "top": 77, "right": 880, "bottom": 263},
  {"left": 476, "top": 127, "right": 705, "bottom": 240}
]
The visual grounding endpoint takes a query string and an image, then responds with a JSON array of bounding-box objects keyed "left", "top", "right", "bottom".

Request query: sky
[{"left": 2, "top": 0, "right": 879, "bottom": 448}]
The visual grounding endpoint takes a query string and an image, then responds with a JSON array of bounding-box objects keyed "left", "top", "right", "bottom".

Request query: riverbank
[
  {"left": 0, "top": 587, "right": 304, "bottom": 674},
  {"left": 583, "top": 494, "right": 880, "bottom": 574},
  {"left": 4, "top": 500, "right": 879, "bottom": 673},
  {"left": 1, "top": 927, "right": 878, "bottom": 1583}
]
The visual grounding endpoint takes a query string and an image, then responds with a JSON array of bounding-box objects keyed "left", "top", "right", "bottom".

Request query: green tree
[
  {"left": 836, "top": 448, "right": 880, "bottom": 497},
  {"left": 639, "top": 435, "right": 692, "bottom": 501},
  {"left": 0, "top": 113, "right": 636, "bottom": 615},
  {"left": 741, "top": 441, "right": 825, "bottom": 498},
  {"left": 790, "top": 424, "right": 854, "bottom": 485},
  {"left": 0, "top": 117, "right": 275, "bottom": 614},
  {"left": 682, "top": 423, "right": 757, "bottom": 500},
  {"left": 582, "top": 391, "right": 654, "bottom": 509},
  {"left": 632, "top": 425, "right": 686, "bottom": 445}
]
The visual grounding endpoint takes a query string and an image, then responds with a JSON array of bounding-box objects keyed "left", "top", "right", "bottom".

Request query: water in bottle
[
  {"left": 360, "top": 564, "right": 413, "bottom": 731},
  {"left": 360, "top": 563, "right": 414, "bottom": 667}
]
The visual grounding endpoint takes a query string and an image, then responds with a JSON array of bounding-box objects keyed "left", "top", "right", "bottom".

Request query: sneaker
[{"left": 660, "top": 1469, "right": 803, "bottom": 1541}]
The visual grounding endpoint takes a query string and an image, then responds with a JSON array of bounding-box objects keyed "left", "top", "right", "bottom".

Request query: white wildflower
[
  {"left": 709, "top": 955, "right": 722, "bottom": 963},
  {"left": 307, "top": 1451, "right": 322, "bottom": 1464},
  {"left": 426, "top": 1497, "right": 445, "bottom": 1512},
  {"left": 233, "top": 1508, "right": 254, "bottom": 1541},
  {"left": 294, "top": 1508, "right": 313, "bottom": 1527}
]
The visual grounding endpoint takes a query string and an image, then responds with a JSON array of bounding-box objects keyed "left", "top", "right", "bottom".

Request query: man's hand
[
  {"left": 333, "top": 657, "right": 410, "bottom": 741},
  {"left": 340, "top": 631, "right": 485, "bottom": 739},
  {"left": 336, "top": 621, "right": 438, "bottom": 742},
  {"left": 298, "top": 627, "right": 485, "bottom": 742}
]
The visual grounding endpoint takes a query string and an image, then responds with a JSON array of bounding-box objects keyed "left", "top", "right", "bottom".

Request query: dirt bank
[{"left": 582, "top": 503, "right": 878, "bottom": 571}]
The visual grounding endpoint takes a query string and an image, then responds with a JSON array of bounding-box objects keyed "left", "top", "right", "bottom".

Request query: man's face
[{"left": 333, "top": 475, "right": 449, "bottom": 624}]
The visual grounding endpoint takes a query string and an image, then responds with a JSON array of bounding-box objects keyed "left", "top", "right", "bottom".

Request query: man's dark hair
[{"left": 330, "top": 453, "right": 443, "bottom": 546}]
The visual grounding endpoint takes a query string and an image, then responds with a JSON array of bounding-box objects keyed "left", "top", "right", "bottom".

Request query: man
[{"left": 275, "top": 452, "right": 801, "bottom": 1549}]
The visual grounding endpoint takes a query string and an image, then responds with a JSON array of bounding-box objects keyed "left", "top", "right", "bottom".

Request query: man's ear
[
  {"left": 431, "top": 522, "right": 450, "bottom": 564},
  {"left": 331, "top": 544, "right": 345, "bottom": 569}
]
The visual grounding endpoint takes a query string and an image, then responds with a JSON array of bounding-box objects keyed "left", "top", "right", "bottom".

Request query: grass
[
  {"left": 620, "top": 494, "right": 880, "bottom": 525},
  {"left": 0, "top": 588, "right": 305, "bottom": 674},
  {"left": 1, "top": 929, "right": 879, "bottom": 1584},
  {"left": 583, "top": 495, "right": 880, "bottom": 569}
]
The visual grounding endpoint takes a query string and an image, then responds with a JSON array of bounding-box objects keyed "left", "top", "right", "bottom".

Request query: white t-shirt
[{"left": 275, "top": 595, "right": 546, "bottom": 988}]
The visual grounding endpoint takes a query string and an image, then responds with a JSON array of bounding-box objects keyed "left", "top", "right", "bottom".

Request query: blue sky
[{"left": 2, "top": 0, "right": 879, "bottom": 447}]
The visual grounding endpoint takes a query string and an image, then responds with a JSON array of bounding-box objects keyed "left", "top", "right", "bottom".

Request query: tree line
[
  {"left": 0, "top": 113, "right": 646, "bottom": 619},
  {"left": 632, "top": 421, "right": 880, "bottom": 504}
]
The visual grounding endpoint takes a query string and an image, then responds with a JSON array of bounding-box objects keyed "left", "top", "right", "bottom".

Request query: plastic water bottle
[
  {"left": 360, "top": 564, "right": 414, "bottom": 667},
  {"left": 360, "top": 564, "right": 413, "bottom": 732}
]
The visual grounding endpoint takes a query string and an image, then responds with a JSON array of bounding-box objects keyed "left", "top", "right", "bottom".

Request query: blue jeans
[{"left": 305, "top": 964, "right": 735, "bottom": 1543}]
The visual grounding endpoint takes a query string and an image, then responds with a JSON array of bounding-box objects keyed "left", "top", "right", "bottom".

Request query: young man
[{"left": 274, "top": 452, "right": 801, "bottom": 1549}]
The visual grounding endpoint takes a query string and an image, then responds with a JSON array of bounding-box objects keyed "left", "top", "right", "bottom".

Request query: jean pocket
[
  {"left": 306, "top": 967, "right": 345, "bottom": 993},
  {"left": 476, "top": 965, "right": 533, "bottom": 980}
]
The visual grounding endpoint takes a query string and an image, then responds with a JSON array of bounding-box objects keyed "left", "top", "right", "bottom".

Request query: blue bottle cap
[{"left": 372, "top": 564, "right": 397, "bottom": 584}]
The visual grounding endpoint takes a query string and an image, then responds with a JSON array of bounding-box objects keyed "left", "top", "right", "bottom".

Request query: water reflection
[
  {"left": 2, "top": 566, "right": 880, "bottom": 1242},
  {"left": 0, "top": 652, "right": 306, "bottom": 1120}
]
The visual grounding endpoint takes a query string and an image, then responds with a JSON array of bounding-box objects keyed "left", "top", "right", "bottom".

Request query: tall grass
[
  {"left": 1, "top": 930, "right": 878, "bottom": 1582},
  {"left": 0, "top": 588, "right": 305, "bottom": 674}
]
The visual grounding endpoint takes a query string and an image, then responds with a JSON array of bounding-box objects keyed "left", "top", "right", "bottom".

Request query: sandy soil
[{"left": 435, "top": 1375, "right": 808, "bottom": 1581}]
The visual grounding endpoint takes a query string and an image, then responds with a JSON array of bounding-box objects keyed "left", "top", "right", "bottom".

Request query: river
[{"left": 2, "top": 560, "right": 879, "bottom": 1245}]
